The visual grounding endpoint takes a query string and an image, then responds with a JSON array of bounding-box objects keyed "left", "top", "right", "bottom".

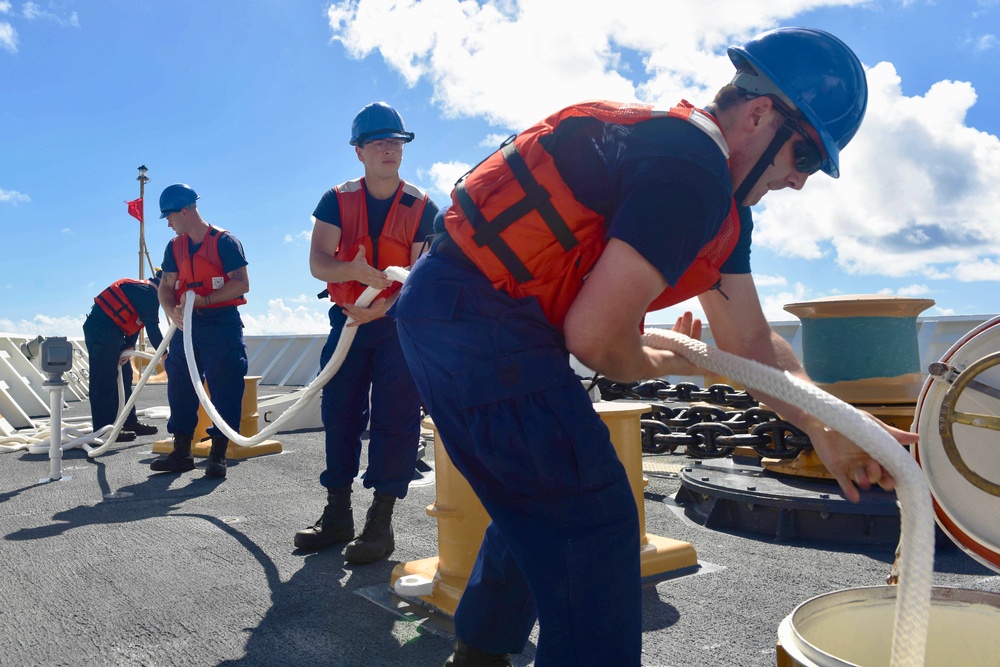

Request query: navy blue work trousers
[
  {"left": 83, "top": 308, "right": 138, "bottom": 430},
  {"left": 164, "top": 307, "right": 247, "bottom": 438},
  {"left": 318, "top": 307, "right": 421, "bottom": 499},
  {"left": 393, "top": 248, "right": 642, "bottom": 666}
]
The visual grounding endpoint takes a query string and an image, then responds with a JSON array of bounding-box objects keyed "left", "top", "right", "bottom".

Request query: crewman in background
[
  {"left": 83, "top": 271, "right": 164, "bottom": 440},
  {"left": 296, "top": 102, "right": 438, "bottom": 564},
  {"left": 150, "top": 184, "right": 250, "bottom": 479}
]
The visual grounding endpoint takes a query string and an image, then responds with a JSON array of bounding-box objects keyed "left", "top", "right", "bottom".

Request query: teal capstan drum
[{"left": 783, "top": 295, "right": 934, "bottom": 405}]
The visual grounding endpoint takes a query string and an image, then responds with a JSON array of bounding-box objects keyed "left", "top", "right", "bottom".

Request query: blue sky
[{"left": 2, "top": 0, "right": 998, "bottom": 338}]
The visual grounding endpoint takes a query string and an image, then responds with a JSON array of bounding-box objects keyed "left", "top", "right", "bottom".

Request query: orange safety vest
[
  {"left": 171, "top": 226, "right": 247, "bottom": 309},
  {"left": 95, "top": 279, "right": 145, "bottom": 336},
  {"left": 326, "top": 178, "right": 428, "bottom": 307},
  {"left": 444, "top": 100, "right": 740, "bottom": 330}
]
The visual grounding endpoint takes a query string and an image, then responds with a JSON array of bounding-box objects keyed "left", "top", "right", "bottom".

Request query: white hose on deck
[
  {"left": 641, "top": 329, "right": 934, "bottom": 667},
  {"left": 87, "top": 324, "right": 177, "bottom": 457},
  {"left": 177, "top": 265, "right": 410, "bottom": 448},
  {"left": 0, "top": 332, "right": 176, "bottom": 455}
]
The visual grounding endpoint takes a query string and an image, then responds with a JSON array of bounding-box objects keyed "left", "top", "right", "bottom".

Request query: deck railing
[{"left": 0, "top": 315, "right": 992, "bottom": 431}]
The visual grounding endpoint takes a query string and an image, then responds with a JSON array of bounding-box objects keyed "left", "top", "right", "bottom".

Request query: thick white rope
[
  {"left": 86, "top": 326, "right": 177, "bottom": 457},
  {"left": 0, "top": 333, "right": 175, "bottom": 455},
  {"left": 6, "top": 267, "right": 409, "bottom": 458},
  {"left": 641, "top": 329, "right": 934, "bottom": 667},
  {"left": 175, "top": 265, "right": 410, "bottom": 448}
]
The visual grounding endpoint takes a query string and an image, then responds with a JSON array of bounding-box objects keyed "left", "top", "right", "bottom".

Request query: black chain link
[{"left": 595, "top": 377, "right": 812, "bottom": 458}]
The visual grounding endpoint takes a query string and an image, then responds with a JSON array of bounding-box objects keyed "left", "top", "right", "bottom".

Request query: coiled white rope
[
  {"left": 641, "top": 329, "right": 934, "bottom": 667},
  {"left": 0, "top": 335, "right": 174, "bottom": 455},
  {"left": 172, "top": 266, "right": 410, "bottom": 448},
  {"left": 85, "top": 326, "right": 177, "bottom": 457}
]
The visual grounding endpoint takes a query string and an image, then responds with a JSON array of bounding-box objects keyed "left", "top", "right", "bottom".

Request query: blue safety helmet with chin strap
[
  {"left": 728, "top": 27, "right": 868, "bottom": 178},
  {"left": 158, "top": 184, "right": 200, "bottom": 218},
  {"left": 349, "top": 102, "right": 415, "bottom": 146}
]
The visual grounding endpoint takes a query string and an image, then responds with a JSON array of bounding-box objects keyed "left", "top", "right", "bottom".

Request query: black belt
[{"left": 193, "top": 305, "right": 237, "bottom": 317}]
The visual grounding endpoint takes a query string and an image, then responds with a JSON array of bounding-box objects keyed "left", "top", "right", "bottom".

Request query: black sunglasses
[{"left": 771, "top": 104, "right": 824, "bottom": 175}]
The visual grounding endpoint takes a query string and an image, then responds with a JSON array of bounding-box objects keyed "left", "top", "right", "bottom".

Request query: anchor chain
[{"left": 597, "top": 377, "right": 812, "bottom": 459}]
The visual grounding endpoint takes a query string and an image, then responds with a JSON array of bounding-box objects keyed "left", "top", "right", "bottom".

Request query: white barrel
[{"left": 778, "top": 585, "right": 1000, "bottom": 666}]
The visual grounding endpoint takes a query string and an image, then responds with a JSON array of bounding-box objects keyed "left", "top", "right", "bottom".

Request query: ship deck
[{"left": 2, "top": 382, "right": 997, "bottom": 667}]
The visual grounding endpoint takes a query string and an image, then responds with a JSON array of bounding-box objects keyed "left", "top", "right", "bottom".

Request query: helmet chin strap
[{"left": 733, "top": 122, "right": 794, "bottom": 207}]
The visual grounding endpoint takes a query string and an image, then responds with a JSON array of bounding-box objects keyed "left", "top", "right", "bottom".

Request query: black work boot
[
  {"left": 294, "top": 486, "right": 354, "bottom": 551},
  {"left": 149, "top": 433, "right": 195, "bottom": 473},
  {"left": 444, "top": 639, "right": 512, "bottom": 667},
  {"left": 344, "top": 491, "right": 396, "bottom": 564},
  {"left": 204, "top": 434, "right": 229, "bottom": 479},
  {"left": 124, "top": 419, "right": 158, "bottom": 436}
]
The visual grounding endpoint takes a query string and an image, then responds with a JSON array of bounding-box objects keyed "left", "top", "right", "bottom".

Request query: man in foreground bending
[{"left": 394, "top": 27, "right": 916, "bottom": 666}]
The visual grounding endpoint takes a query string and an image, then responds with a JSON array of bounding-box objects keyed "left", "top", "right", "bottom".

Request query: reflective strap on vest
[
  {"left": 94, "top": 281, "right": 143, "bottom": 334},
  {"left": 96, "top": 291, "right": 133, "bottom": 321},
  {"left": 455, "top": 137, "right": 579, "bottom": 285}
]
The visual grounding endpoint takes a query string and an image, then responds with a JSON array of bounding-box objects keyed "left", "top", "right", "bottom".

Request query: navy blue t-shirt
[
  {"left": 313, "top": 181, "right": 439, "bottom": 265},
  {"left": 536, "top": 113, "right": 753, "bottom": 283}
]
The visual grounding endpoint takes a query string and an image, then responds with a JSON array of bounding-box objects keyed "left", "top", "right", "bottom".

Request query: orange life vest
[
  {"left": 95, "top": 279, "right": 145, "bottom": 335},
  {"left": 444, "top": 100, "right": 740, "bottom": 330},
  {"left": 171, "top": 226, "right": 247, "bottom": 308},
  {"left": 325, "top": 178, "right": 428, "bottom": 307}
]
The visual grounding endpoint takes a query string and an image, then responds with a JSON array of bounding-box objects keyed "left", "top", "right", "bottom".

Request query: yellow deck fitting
[
  {"left": 130, "top": 356, "right": 166, "bottom": 385},
  {"left": 761, "top": 404, "right": 915, "bottom": 479},
  {"left": 391, "top": 401, "right": 698, "bottom": 616},
  {"left": 152, "top": 376, "right": 282, "bottom": 458}
]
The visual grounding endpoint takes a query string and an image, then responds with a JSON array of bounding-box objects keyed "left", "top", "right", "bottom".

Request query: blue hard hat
[
  {"left": 728, "top": 27, "right": 868, "bottom": 178},
  {"left": 159, "top": 184, "right": 200, "bottom": 218},
  {"left": 349, "top": 102, "right": 415, "bottom": 146}
]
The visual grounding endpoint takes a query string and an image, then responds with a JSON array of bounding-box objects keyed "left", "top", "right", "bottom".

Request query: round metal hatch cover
[{"left": 914, "top": 315, "right": 1000, "bottom": 572}]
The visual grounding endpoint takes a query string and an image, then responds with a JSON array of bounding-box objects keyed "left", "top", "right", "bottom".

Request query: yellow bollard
[
  {"left": 390, "top": 402, "right": 698, "bottom": 616},
  {"left": 152, "top": 376, "right": 282, "bottom": 459},
  {"left": 390, "top": 415, "right": 491, "bottom": 616},
  {"left": 598, "top": 402, "right": 700, "bottom": 578},
  {"left": 130, "top": 356, "right": 167, "bottom": 385}
]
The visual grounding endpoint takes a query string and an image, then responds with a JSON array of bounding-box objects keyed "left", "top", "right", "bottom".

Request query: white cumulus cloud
[
  {"left": 240, "top": 298, "right": 331, "bottom": 335},
  {"left": 0, "top": 187, "right": 29, "bottom": 203},
  {"left": 0, "top": 21, "right": 14, "bottom": 52},
  {"left": 0, "top": 314, "right": 85, "bottom": 338},
  {"left": 22, "top": 1, "right": 79, "bottom": 27},
  {"left": 756, "top": 63, "right": 1000, "bottom": 284},
  {"left": 325, "top": 0, "right": 1000, "bottom": 303},
  {"left": 283, "top": 230, "right": 312, "bottom": 244},
  {"left": 423, "top": 160, "right": 470, "bottom": 198}
]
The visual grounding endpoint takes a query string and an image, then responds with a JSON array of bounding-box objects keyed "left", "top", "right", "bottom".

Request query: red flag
[{"left": 126, "top": 197, "right": 143, "bottom": 222}]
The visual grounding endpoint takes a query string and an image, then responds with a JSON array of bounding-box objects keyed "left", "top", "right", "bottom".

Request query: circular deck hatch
[{"left": 913, "top": 315, "right": 1000, "bottom": 572}]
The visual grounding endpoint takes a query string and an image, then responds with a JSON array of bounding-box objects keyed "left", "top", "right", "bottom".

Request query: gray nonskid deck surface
[{"left": 2, "top": 385, "right": 997, "bottom": 667}]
